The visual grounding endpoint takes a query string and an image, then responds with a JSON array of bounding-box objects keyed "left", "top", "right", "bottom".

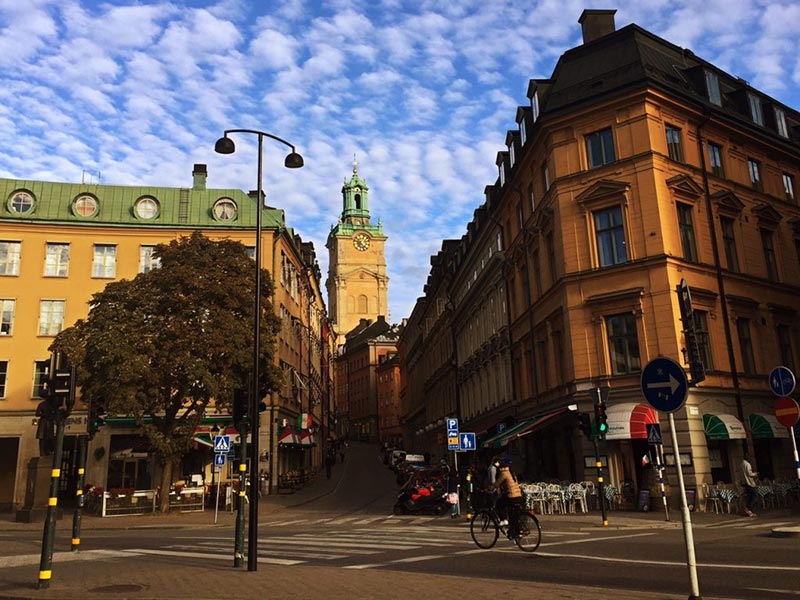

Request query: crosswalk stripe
[
  {"left": 259, "top": 538, "right": 420, "bottom": 551},
  {"left": 343, "top": 563, "right": 384, "bottom": 570},
  {"left": 165, "top": 544, "right": 348, "bottom": 560},
  {"left": 294, "top": 533, "right": 468, "bottom": 546},
  {"left": 123, "top": 548, "right": 303, "bottom": 565},
  {"left": 390, "top": 554, "right": 444, "bottom": 563},
  {"left": 742, "top": 521, "right": 796, "bottom": 529},
  {"left": 264, "top": 519, "right": 309, "bottom": 527}
]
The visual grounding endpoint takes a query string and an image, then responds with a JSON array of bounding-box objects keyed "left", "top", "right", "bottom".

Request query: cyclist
[{"left": 493, "top": 457, "right": 523, "bottom": 536}]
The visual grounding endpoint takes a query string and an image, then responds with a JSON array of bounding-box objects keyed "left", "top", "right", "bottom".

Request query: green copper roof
[{"left": 0, "top": 175, "right": 285, "bottom": 230}]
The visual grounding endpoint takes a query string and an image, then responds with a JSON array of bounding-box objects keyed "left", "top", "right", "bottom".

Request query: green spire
[{"left": 341, "top": 155, "right": 370, "bottom": 223}]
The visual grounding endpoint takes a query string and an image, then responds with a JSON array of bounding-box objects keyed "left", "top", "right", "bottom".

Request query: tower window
[{"left": 354, "top": 194, "right": 361, "bottom": 210}]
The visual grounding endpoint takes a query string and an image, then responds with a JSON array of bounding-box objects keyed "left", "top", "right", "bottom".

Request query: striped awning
[
  {"left": 748, "top": 413, "right": 790, "bottom": 439},
  {"left": 605, "top": 403, "right": 659, "bottom": 440},
  {"left": 481, "top": 408, "right": 569, "bottom": 449},
  {"left": 299, "top": 429, "right": 317, "bottom": 447},
  {"left": 703, "top": 413, "right": 747, "bottom": 440},
  {"left": 192, "top": 426, "right": 240, "bottom": 448},
  {"left": 278, "top": 426, "right": 301, "bottom": 446}
]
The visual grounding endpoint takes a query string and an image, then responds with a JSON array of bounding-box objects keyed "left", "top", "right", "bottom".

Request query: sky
[{"left": 2, "top": 1, "right": 799, "bottom": 323}]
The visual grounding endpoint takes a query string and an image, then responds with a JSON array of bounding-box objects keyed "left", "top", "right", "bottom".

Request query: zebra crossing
[{"left": 699, "top": 518, "right": 799, "bottom": 530}]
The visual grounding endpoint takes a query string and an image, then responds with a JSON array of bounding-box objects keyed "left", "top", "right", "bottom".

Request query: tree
[{"left": 52, "top": 232, "right": 282, "bottom": 512}]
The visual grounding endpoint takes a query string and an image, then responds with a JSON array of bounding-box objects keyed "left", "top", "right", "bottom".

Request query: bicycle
[{"left": 469, "top": 500, "right": 541, "bottom": 553}]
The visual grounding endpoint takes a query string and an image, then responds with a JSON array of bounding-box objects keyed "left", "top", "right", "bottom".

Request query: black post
[
  {"left": 37, "top": 416, "right": 65, "bottom": 589},
  {"left": 593, "top": 387, "right": 609, "bottom": 527},
  {"left": 70, "top": 434, "right": 87, "bottom": 551},
  {"left": 234, "top": 421, "right": 248, "bottom": 568}
]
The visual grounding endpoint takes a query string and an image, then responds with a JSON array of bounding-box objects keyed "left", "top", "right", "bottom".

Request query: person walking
[
  {"left": 741, "top": 453, "right": 759, "bottom": 517},
  {"left": 325, "top": 450, "right": 334, "bottom": 479}
]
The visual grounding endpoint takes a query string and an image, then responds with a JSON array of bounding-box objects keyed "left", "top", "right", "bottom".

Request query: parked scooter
[{"left": 393, "top": 484, "right": 449, "bottom": 515}]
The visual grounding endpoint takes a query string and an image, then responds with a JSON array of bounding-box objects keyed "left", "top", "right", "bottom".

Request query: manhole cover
[{"left": 88, "top": 584, "right": 146, "bottom": 593}]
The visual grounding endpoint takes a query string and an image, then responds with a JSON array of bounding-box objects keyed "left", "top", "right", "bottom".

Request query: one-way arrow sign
[{"left": 640, "top": 357, "right": 689, "bottom": 413}]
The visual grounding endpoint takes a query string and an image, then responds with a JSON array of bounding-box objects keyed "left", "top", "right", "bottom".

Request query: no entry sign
[{"left": 775, "top": 396, "right": 800, "bottom": 428}]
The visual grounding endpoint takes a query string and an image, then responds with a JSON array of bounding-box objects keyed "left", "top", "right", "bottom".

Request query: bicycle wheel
[
  {"left": 515, "top": 512, "right": 542, "bottom": 553},
  {"left": 469, "top": 510, "right": 499, "bottom": 549}
]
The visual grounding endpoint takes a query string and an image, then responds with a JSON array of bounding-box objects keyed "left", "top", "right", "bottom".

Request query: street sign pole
[
  {"left": 773, "top": 384, "right": 799, "bottom": 480},
  {"left": 655, "top": 443, "right": 669, "bottom": 522},
  {"left": 71, "top": 434, "right": 88, "bottom": 551},
  {"left": 214, "top": 466, "right": 222, "bottom": 525},
  {"left": 789, "top": 427, "right": 800, "bottom": 481},
  {"left": 233, "top": 421, "right": 248, "bottom": 568}
]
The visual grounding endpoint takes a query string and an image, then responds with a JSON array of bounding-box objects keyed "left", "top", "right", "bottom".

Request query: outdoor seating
[
  {"left": 565, "top": 483, "right": 588, "bottom": 513},
  {"left": 702, "top": 482, "right": 721, "bottom": 514},
  {"left": 715, "top": 483, "right": 739, "bottom": 513}
]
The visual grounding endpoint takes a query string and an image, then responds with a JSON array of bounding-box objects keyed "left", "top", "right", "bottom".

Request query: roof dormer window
[
  {"left": 705, "top": 70, "right": 721, "bottom": 106},
  {"left": 499, "top": 161, "right": 506, "bottom": 187},
  {"left": 509, "top": 143, "right": 516, "bottom": 169},
  {"left": 747, "top": 93, "right": 763, "bottom": 126},
  {"left": 531, "top": 90, "right": 540, "bottom": 122},
  {"left": 519, "top": 119, "right": 527, "bottom": 146},
  {"left": 775, "top": 107, "right": 789, "bottom": 138}
]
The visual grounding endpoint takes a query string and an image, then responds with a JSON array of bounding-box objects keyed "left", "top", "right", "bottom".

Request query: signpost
[
  {"left": 447, "top": 418, "right": 459, "bottom": 451},
  {"left": 772, "top": 372, "right": 800, "bottom": 480},
  {"left": 459, "top": 432, "right": 476, "bottom": 451},
  {"left": 641, "top": 356, "right": 699, "bottom": 599},
  {"left": 647, "top": 423, "right": 669, "bottom": 521}
]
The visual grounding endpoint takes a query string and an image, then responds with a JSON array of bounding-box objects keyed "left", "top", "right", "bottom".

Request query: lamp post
[{"left": 215, "top": 129, "right": 304, "bottom": 572}]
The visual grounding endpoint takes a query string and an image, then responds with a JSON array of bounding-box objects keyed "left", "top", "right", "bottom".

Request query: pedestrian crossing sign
[
  {"left": 214, "top": 435, "right": 231, "bottom": 452},
  {"left": 647, "top": 424, "right": 662, "bottom": 446}
]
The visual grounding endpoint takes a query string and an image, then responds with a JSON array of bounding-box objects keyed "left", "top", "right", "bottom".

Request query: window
[
  {"left": 34, "top": 360, "right": 49, "bottom": 398},
  {"left": 509, "top": 143, "right": 516, "bottom": 168},
  {"left": 499, "top": 161, "right": 505, "bottom": 187},
  {"left": 0, "top": 299, "right": 14, "bottom": 335},
  {"left": 782, "top": 173, "right": 795, "bottom": 203},
  {"left": 677, "top": 203, "right": 698, "bottom": 262},
  {"left": 245, "top": 246, "right": 255, "bottom": 260},
  {"left": 0, "top": 241, "right": 21, "bottom": 275},
  {"left": 519, "top": 119, "right": 527, "bottom": 146},
  {"left": 594, "top": 205, "right": 627, "bottom": 267},
  {"left": 694, "top": 310, "right": 713, "bottom": 370},
  {"left": 747, "top": 93, "right": 763, "bottom": 126},
  {"left": 585, "top": 128, "right": 616, "bottom": 168},
  {"left": 776, "top": 325, "right": 795, "bottom": 372},
  {"left": 665, "top": 124, "right": 684, "bottom": 162},
  {"left": 528, "top": 183, "right": 535, "bottom": 212},
  {"left": 748, "top": 158, "right": 762, "bottom": 191},
  {"left": 708, "top": 143, "right": 724, "bottom": 177},
  {"left": 92, "top": 244, "right": 117, "bottom": 278},
  {"left": 9, "top": 191, "right": 34, "bottom": 214},
  {"left": 542, "top": 162, "right": 550, "bottom": 192},
  {"left": 546, "top": 233, "right": 556, "bottom": 282},
  {"left": 38, "top": 300, "right": 65, "bottom": 336},
  {"left": 517, "top": 203, "right": 524, "bottom": 231},
  {"left": 44, "top": 243, "right": 69, "bottom": 277},
  {"left": 775, "top": 107, "right": 789, "bottom": 138},
  {"left": 0, "top": 360, "right": 7, "bottom": 397},
  {"left": 720, "top": 217, "right": 739, "bottom": 272},
  {"left": 531, "top": 90, "right": 540, "bottom": 122},
  {"left": 139, "top": 246, "right": 161, "bottom": 273},
  {"left": 705, "top": 70, "right": 721, "bottom": 106},
  {"left": 736, "top": 318, "right": 756, "bottom": 374},
  {"left": 761, "top": 229, "right": 778, "bottom": 281},
  {"left": 606, "top": 313, "right": 641, "bottom": 375}
]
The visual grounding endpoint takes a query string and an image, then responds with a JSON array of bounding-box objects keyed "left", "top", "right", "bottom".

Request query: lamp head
[
  {"left": 215, "top": 136, "right": 235, "bottom": 154},
  {"left": 284, "top": 151, "right": 304, "bottom": 169}
]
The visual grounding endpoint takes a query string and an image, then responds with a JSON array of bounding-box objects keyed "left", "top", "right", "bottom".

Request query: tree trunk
[{"left": 159, "top": 460, "right": 173, "bottom": 513}]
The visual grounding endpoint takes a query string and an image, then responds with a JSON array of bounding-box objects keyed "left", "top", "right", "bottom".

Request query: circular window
[
  {"left": 73, "top": 194, "right": 99, "bottom": 217},
  {"left": 134, "top": 197, "right": 159, "bottom": 220},
  {"left": 9, "top": 191, "right": 35, "bottom": 214},
  {"left": 212, "top": 198, "right": 238, "bottom": 221}
]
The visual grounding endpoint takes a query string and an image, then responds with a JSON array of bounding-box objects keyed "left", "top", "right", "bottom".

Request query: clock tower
[{"left": 326, "top": 160, "right": 389, "bottom": 336}]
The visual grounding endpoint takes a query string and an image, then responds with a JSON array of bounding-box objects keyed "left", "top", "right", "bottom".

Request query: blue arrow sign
[
  {"left": 769, "top": 366, "right": 796, "bottom": 397},
  {"left": 214, "top": 453, "right": 226, "bottom": 467},
  {"left": 459, "top": 432, "right": 476, "bottom": 451},
  {"left": 641, "top": 357, "right": 689, "bottom": 413},
  {"left": 214, "top": 435, "right": 231, "bottom": 452}
]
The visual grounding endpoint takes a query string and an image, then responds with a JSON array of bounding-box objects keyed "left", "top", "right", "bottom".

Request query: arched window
[
  {"left": 354, "top": 194, "right": 361, "bottom": 209},
  {"left": 358, "top": 294, "right": 368, "bottom": 313}
]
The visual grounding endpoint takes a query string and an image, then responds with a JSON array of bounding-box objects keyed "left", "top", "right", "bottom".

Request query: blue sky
[{"left": 2, "top": 1, "right": 799, "bottom": 323}]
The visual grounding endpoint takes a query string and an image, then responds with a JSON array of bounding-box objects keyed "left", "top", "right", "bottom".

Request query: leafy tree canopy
[{"left": 52, "top": 231, "right": 282, "bottom": 509}]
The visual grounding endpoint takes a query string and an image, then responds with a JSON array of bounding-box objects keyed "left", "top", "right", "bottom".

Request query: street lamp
[{"left": 215, "top": 128, "right": 304, "bottom": 572}]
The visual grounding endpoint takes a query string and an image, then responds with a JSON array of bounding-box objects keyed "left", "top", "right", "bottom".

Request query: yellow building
[{"left": 0, "top": 164, "right": 330, "bottom": 510}]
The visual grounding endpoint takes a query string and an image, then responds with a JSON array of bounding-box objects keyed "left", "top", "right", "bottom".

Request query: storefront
[
  {"left": 603, "top": 403, "right": 660, "bottom": 505},
  {"left": 703, "top": 413, "right": 746, "bottom": 483},
  {"left": 748, "top": 413, "right": 790, "bottom": 480}
]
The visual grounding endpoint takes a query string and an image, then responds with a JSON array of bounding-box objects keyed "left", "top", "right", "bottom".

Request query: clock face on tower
[{"left": 353, "top": 232, "right": 370, "bottom": 251}]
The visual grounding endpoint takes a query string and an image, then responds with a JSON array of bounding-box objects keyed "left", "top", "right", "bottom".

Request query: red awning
[
  {"left": 278, "top": 426, "right": 301, "bottom": 446},
  {"left": 605, "top": 403, "right": 659, "bottom": 440}
]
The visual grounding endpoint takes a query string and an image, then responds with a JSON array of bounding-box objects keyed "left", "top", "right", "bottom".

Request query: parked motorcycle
[{"left": 392, "top": 485, "right": 449, "bottom": 515}]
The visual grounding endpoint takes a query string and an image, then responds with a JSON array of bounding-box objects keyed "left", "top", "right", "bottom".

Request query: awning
[
  {"left": 192, "top": 426, "right": 240, "bottom": 448},
  {"left": 481, "top": 408, "right": 569, "bottom": 449},
  {"left": 299, "top": 429, "right": 317, "bottom": 447},
  {"left": 278, "top": 426, "right": 301, "bottom": 446},
  {"left": 703, "top": 413, "right": 746, "bottom": 440},
  {"left": 748, "top": 413, "right": 790, "bottom": 439},
  {"left": 605, "top": 403, "right": 659, "bottom": 440}
]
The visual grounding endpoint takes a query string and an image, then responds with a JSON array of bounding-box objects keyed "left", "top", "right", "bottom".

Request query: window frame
[
  {"left": 720, "top": 217, "right": 740, "bottom": 272},
  {"left": 44, "top": 243, "right": 70, "bottom": 277},
  {"left": 665, "top": 124, "right": 684, "bottom": 162},
  {"left": 736, "top": 318, "right": 756, "bottom": 375},
  {"left": 38, "top": 299, "right": 65, "bottom": 336},
  {"left": 585, "top": 127, "right": 616, "bottom": 169},
  {"left": 677, "top": 202, "right": 698, "bottom": 262},
  {"left": 747, "top": 158, "right": 762, "bottom": 191},
  {"left": 0, "top": 241, "right": 21, "bottom": 276},
  {"left": 92, "top": 244, "right": 117, "bottom": 278},
  {"left": 0, "top": 359, "right": 7, "bottom": 398},
  {"left": 33, "top": 359, "right": 50, "bottom": 398},
  {"left": 139, "top": 245, "right": 161, "bottom": 273},
  {"left": 776, "top": 324, "right": 795, "bottom": 372},
  {"left": 747, "top": 93, "right": 764, "bottom": 126},
  {"left": 760, "top": 228, "right": 778, "bottom": 281},
  {"left": 605, "top": 313, "right": 642, "bottom": 375},
  {"left": 0, "top": 299, "right": 15, "bottom": 335},
  {"left": 593, "top": 205, "right": 628, "bottom": 267},
  {"left": 775, "top": 107, "right": 789, "bottom": 138},
  {"left": 705, "top": 70, "right": 722, "bottom": 106},
  {"left": 708, "top": 142, "right": 725, "bottom": 178},
  {"left": 782, "top": 173, "right": 795, "bottom": 203},
  {"left": 694, "top": 310, "right": 713, "bottom": 371}
]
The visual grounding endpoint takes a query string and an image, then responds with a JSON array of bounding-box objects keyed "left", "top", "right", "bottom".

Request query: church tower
[{"left": 326, "top": 159, "right": 389, "bottom": 336}]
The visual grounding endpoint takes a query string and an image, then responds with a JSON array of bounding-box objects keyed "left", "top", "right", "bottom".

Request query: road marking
[
  {"left": 343, "top": 563, "right": 385, "bottom": 570},
  {"left": 351, "top": 517, "right": 386, "bottom": 525},
  {"left": 742, "top": 521, "right": 795, "bottom": 529},
  {"left": 328, "top": 516, "right": 359, "bottom": 524},
  {"left": 540, "top": 532, "right": 657, "bottom": 547},
  {"left": 390, "top": 554, "right": 445, "bottom": 564},
  {"left": 747, "top": 588, "right": 800, "bottom": 596},
  {"left": 535, "top": 551, "right": 800, "bottom": 572},
  {"left": 0, "top": 550, "right": 131, "bottom": 569},
  {"left": 264, "top": 519, "right": 309, "bottom": 527},
  {"left": 164, "top": 544, "right": 348, "bottom": 560},
  {"left": 260, "top": 538, "right": 420, "bottom": 551},
  {"left": 123, "top": 548, "right": 303, "bottom": 565},
  {"left": 297, "top": 533, "right": 468, "bottom": 546}
]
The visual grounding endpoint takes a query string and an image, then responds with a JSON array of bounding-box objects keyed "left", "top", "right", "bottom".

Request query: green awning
[
  {"left": 749, "top": 413, "right": 790, "bottom": 439},
  {"left": 703, "top": 413, "right": 746, "bottom": 440},
  {"left": 481, "top": 408, "right": 569, "bottom": 449}
]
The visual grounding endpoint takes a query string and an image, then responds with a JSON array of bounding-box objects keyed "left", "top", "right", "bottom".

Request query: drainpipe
[{"left": 696, "top": 115, "right": 745, "bottom": 450}]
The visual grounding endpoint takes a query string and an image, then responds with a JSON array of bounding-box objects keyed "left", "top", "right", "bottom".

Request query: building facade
[
  {"left": 400, "top": 11, "right": 800, "bottom": 508},
  {"left": 0, "top": 164, "right": 331, "bottom": 510}
]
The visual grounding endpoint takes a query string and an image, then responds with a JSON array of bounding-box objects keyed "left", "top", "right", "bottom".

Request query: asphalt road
[{"left": 2, "top": 442, "right": 798, "bottom": 600}]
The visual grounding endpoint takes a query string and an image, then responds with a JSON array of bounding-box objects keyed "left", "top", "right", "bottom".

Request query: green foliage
[{"left": 52, "top": 231, "right": 282, "bottom": 466}]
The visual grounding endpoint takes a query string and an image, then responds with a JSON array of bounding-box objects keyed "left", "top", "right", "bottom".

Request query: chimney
[
  {"left": 192, "top": 163, "right": 207, "bottom": 191},
  {"left": 578, "top": 9, "right": 616, "bottom": 44}
]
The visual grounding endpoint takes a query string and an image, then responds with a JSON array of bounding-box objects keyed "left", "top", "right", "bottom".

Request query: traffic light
[
  {"left": 594, "top": 387, "right": 609, "bottom": 439},
  {"left": 49, "top": 352, "right": 75, "bottom": 411},
  {"left": 676, "top": 278, "right": 706, "bottom": 385},
  {"left": 87, "top": 397, "right": 107, "bottom": 439},
  {"left": 233, "top": 388, "right": 248, "bottom": 428},
  {"left": 578, "top": 413, "right": 592, "bottom": 439}
]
